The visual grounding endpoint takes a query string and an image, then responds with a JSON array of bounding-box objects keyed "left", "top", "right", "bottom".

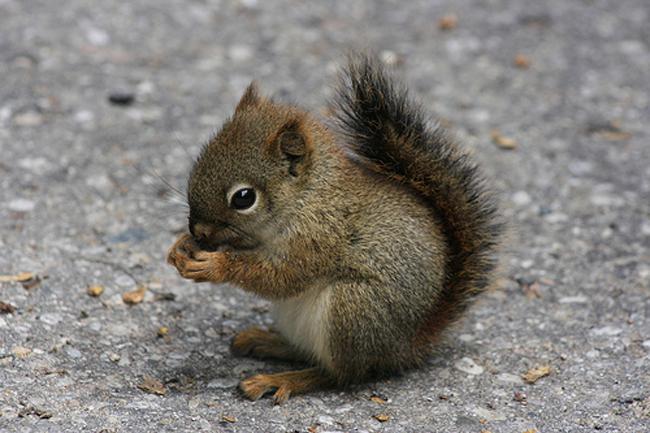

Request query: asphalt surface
[{"left": 1, "top": 0, "right": 649, "bottom": 432}]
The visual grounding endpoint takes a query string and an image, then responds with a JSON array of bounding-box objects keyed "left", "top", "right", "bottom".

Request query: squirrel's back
[{"left": 334, "top": 55, "right": 503, "bottom": 346}]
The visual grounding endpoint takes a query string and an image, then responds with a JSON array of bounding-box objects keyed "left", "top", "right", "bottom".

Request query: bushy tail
[{"left": 334, "top": 55, "right": 503, "bottom": 339}]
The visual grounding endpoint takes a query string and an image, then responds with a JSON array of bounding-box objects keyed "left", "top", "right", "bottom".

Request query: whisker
[
  {"left": 173, "top": 132, "right": 200, "bottom": 167},
  {"left": 145, "top": 167, "right": 186, "bottom": 200}
]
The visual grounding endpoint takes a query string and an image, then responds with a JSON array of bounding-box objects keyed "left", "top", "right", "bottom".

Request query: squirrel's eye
[{"left": 229, "top": 188, "right": 257, "bottom": 211}]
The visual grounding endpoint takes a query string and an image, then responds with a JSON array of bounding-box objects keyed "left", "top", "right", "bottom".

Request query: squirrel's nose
[{"left": 192, "top": 223, "right": 215, "bottom": 241}]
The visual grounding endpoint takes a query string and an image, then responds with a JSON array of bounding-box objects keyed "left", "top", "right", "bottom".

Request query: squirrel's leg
[
  {"left": 239, "top": 367, "right": 332, "bottom": 404},
  {"left": 231, "top": 327, "right": 304, "bottom": 362}
]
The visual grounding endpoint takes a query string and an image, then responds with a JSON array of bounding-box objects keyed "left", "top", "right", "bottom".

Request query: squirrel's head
[{"left": 186, "top": 82, "right": 323, "bottom": 251}]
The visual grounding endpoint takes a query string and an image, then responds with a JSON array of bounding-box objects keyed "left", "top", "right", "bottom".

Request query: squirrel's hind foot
[
  {"left": 231, "top": 326, "right": 304, "bottom": 362},
  {"left": 239, "top": 367, "right": 331, "bottom": 404}
]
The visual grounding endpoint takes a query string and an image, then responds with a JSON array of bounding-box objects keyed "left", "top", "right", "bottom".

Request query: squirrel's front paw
[
  {"left": 166, "top": 233, "right": 195, "bottom": 267},
  {"left": 167, "top": 234, "right": 227, "bottom": 283},
  {"left": 182, "top": 250, "right": 227, "bottom": 282}
]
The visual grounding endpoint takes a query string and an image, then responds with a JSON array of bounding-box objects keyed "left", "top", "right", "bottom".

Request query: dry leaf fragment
[
  {"left": 123, "top": 286, "right": 147, "bottom": 305},
  {"left": 0, "top": 301, "right": 16, "bottom": 314},
  {"left": 370, "top": 395, "right": 387, "bottom": 404},
  {"left": 522, "top": 365, "right": 551, "bottom": 384},
  {"left": 438, "top": 14, "right": 458, "bottom": 30},
  {"left": 373, "top": 414, "right": 390, "bottom": 422},
  {"left": 138, "top": 375, "right": 166, "bottom": 395},
  {"left": 21, "top": 275, "right": 41, "bottom": 290},
  {"left": 514, "top": 54, "right": 531, "bottom": 69},
  {"left": 307, "top": 426, "right": 318, "bottom": 433},
  {"left": 12, "top": 346, "right": 31, "bottom": 358},
  {"left": 587, "top": 120, "right": 632, "bottom": 141},
  {"left": 87, "top": 285, "right": 104, "bottom": 297},
  {"left": 598, "top": 130, "right": 632, "bottom": 141},
  {"left": 491, "top": 130, "right": 518, "bottom": 150},
  {"left": 0, "top": 272, "right": 34, "bottom": 283},
  {"left": 221, "top": 415, "right": 237, "bottom": 423},
  {"left": 523, "top": 429, "right": 538, "bottom": 433},
  {"left": 17, "top": 405, "right": 53, "bottom": 419}
]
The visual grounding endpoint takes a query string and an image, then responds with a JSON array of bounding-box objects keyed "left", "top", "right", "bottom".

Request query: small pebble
[
  {"left": 228, "top": 44, "right": 253, "bottom": 62},
  {"left": 559, "top": 295, "right": 588, "bottom": 304},
  {"left": 74, "top": 110, "right": 95, "bottom": 124},
  {"left": 40, "top": 313, "right": 63, "bottom": 325},
  {"left": 18, "top": 157, "right": 49, "bottom": 171},
  {"left": 85, "top": 27, "right": 110, "bottom": 46},
  {"left": 317, "top": 415, "right": 336, "bottom": 425},
  {"left": 591, "top": 326, "right": 622, "bottom": 336},
  {"left": 8, "top": 199, "right": 35, "bottom": 212},
  {"left": 380, "top": 50, "right": 402, "bottom": 66},
  {"left": 512, "top": 190, "right": 532, "bottom": 206},
  {"left": 115, "top": 275, "right": 133, "bottom": 287},
  {"left": 640, "top": 222, "right": 650, "bottom": 236},
  {"left": 65, "top": 347, "right": 82, "bottom": 358},
  {"left": 454, "top": 357, "right": 484, "bottom": 375},
  {"left": 13, "top": 111, "right": 43, "bottom": 126},
  {"left": 496, "top": 373, "right": 523, "bottom": 384},
  {"left": 136, "top": 80, "right": 155, "bottom": 95},
  {"left": 513, "top": 391, "right": 527, "bottom": 403},
  {"left": 473, "top": 407, "right": 506, "bottom": 421}
]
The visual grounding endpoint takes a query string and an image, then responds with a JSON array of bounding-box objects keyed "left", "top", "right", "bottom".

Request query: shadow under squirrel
[{"left": 167, "top": 55, "right": 503, "bottom": 404}]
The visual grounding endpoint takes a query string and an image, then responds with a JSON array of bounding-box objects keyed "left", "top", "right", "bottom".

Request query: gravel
[{"left": 1, "top": 0, "right": 649, "bottom": 432}]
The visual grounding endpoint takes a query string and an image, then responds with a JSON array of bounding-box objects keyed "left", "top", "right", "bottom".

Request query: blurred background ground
[{"left": 1, "top": 0, "right": 649, "bottom": 432}]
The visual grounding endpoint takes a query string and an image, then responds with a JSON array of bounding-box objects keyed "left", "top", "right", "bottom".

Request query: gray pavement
[{"left": 1, "top": 0, "right": 649, "bottom": 432}]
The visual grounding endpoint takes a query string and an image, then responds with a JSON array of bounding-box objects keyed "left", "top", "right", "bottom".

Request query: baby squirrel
[{"left": 167, "top": 55, "right": 502, "bottom": 404}]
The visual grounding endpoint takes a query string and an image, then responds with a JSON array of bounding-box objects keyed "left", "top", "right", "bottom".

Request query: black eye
[{"left": 230, "top": 188, "right": 257, "bottom": 211}]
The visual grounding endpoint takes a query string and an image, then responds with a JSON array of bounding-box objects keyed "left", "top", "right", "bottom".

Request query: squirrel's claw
[
  {"left": 239, "top": 374, "right": 273, "bottom": 401},
  {"left": 238, "top": 374, "right": 291, "bottom": 404}
]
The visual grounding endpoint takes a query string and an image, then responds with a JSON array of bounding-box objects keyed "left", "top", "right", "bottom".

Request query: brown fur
[{"left": 167, "top": 55, "right": 502, "bottom": 402}]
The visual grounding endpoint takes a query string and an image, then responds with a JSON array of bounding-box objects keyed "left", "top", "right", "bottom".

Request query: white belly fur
[{"left": 273, "top": 286, "right": 333, "bottom": 370}]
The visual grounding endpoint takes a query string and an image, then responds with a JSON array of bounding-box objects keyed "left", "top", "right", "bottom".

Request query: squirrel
[{"left": 167, "top": 54, "right": 502, "bottom": 404}]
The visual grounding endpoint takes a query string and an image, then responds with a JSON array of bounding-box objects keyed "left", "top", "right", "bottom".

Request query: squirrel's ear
[
  {"left": 235, "top": 81, "right": 261, "bottom": 113},
  {"left": 275, "top": 118, "right": 312, "bottom": 177}
]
